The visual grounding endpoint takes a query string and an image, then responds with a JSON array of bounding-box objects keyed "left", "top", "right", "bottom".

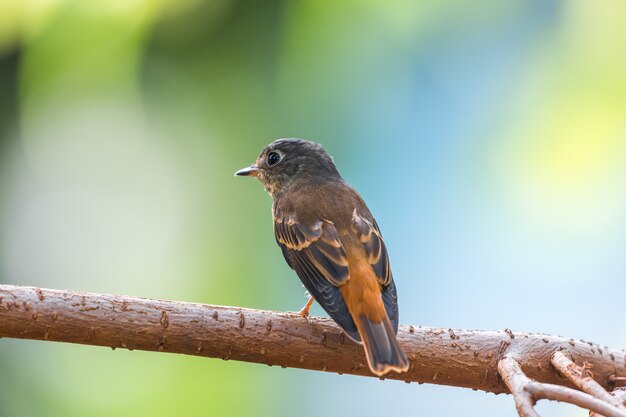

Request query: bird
[{"left": 235, "top": 138, "right": 409, "bottom": 376}]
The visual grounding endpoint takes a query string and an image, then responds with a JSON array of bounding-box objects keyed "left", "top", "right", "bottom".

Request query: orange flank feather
[
  {"left": 341, "top": 252, "right": 409, "bottom": 376},
  {"left": 341, "top": 256, "right": 387, "bottom": 322}
]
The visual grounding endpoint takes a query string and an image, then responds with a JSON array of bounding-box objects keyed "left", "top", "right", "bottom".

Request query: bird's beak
[{"left": 235, "top": 165, "right": 259, "bottom": 177}]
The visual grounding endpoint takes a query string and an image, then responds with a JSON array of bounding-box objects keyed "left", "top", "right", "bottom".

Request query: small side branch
[
  {"left": 498, "top": 355, "right": 626, "bottom": 417},
  {"left": 498, "top": 357, "right": 539, "bottom": 417},
  {"left": 551, "top": 351, "right": 626, "bottom": 410},
  {"left": 591, "top": 389, "right": 626, "bottom": 417}
]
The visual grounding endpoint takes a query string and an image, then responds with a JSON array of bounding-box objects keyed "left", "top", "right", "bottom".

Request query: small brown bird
[{"left": 236, "top": 138, "right": 409, "bottom": 376}]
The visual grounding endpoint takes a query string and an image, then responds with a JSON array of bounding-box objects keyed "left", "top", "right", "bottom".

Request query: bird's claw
[
  {"left": 298, "top": 296, "right": 314, "bottom": 318},
  {"left": 298, "top": 307, "right": 310, "bottom": 318},
  {"left": 285, "top": 297, "right": 314, "bottom": 318}
]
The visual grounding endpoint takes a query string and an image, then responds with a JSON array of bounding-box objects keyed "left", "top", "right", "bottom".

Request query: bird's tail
[{"left": 355, "top": 314, "right": 409, "bottom": 376}]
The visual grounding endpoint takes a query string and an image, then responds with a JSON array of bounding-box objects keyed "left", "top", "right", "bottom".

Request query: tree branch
[
  {"left": 526, "top": 382, "right": 626, "bottom": 417},
  {"left": 498, "top": 355, "right": 626, "bottom": 417},
  {"left": 551, "top": 351, "right": 626, "bottom": 410},
  {"left": 498, "top": 356, "right": 540, "bottom": 417},
  {"left": 1, "top": 284, "right": 625, "bottom": 402},
  {"left": 591, "top": 389, "right": 626, "bottom": 417}
]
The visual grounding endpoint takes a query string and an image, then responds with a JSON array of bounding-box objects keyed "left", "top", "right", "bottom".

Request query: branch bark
[{"left": 1, "top": 284, "right": 625, "bottom": 400}]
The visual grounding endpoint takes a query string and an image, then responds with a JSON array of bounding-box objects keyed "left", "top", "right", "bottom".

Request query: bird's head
[{"left": 235, "top": 138, "right": 341, "bottom": 197}]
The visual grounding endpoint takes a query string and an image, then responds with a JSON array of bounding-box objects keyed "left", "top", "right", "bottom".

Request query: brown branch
[
  {"left": 526, "top": 382, "right": 626, "bottom": 417},
  {"left": 498, "top": 355, "right": 626, "bottom": 417},
  {"left": 611, "top": 376, "right": 626, "bottom": 386},
  {"left": 1, "top": 284, "right": 625, "bottom": 397},
  {"left": 591, "top": 389, "right": 626, "bottom": 417},
  {"left": 551, "top": 351, "right": 626, "bottom": 410},
  {"left": 498, "top": 356, "right": 540, "bottom": 417}
]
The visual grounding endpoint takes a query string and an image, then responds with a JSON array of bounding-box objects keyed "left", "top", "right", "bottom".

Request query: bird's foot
[{"left": 295, "top": 296, "right": 314, "bottom": 318}]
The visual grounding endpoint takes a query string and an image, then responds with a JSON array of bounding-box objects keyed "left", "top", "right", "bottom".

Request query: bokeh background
[{"left": 1, "top": 0, "right": 625, "bottom": 416}]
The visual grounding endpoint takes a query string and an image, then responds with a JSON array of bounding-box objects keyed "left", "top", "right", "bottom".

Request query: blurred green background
[{"left": 1, "top": 1, "right": 625, "bottom": 416}]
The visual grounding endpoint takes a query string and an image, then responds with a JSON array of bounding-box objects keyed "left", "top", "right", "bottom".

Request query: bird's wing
[
  {"left": 274, "top": 215, "right": 360, "bottom": 341},
  {"left": 351, "top": 209, "right": 399, "bottom": 333}
]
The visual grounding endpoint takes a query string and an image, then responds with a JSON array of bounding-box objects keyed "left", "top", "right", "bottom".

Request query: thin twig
[
  {"left": 591, "top": 389, "right": 626, "bottom": 417},
  {"left": 610, "top": 376, "right": 626, "bottom": 386},
  {"left": 498, "top": 355, "right": 626, "bottom": 417},
  {"left": 551, "top": 351, "right": 626, "bottom": 410},
  {"left": 526, "top": 382, "right": 626, "bottom": 417},
  {"left": 498, "top": 356, "right": 540, "bottom": 417}
]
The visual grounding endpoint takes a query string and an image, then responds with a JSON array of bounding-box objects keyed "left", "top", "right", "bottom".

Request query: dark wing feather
[
  {"left": 381, "top": 279, "right": 399, "bottom": 333},
  {"left": 274, "top": 216, "right": 360, "bottom": 341},
  {"left": 351, "top": 209, "right": 398, "bottom": 333},
  {"left": 351, "top": 209, "right": 392, "bottom": 286}
]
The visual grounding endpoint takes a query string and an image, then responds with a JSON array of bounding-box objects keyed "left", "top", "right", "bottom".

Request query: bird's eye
[{"left": 267, "top": 151, "right": 281, "bottom": 166}]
